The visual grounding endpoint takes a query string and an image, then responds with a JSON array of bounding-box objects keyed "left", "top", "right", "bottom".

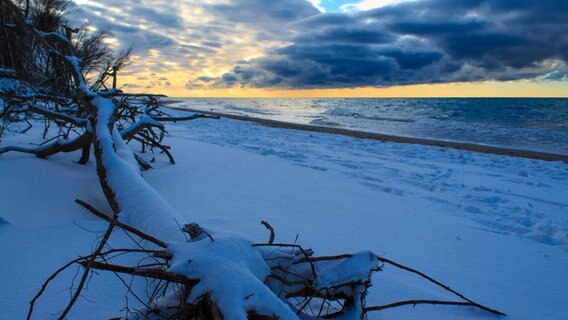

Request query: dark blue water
[{"left": 174, "top": 98, "right": 568, "bottom": 155}]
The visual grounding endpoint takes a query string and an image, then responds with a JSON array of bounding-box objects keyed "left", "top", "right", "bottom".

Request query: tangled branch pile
[
  {"left": 0, "top": 0, "right": 215, "bottom": 165},
  {"left": 1, "top": 1, "right": 505, "bottom": 319},
  {"left": 30, "top": 199, "right": 505, "bottom": 320}
]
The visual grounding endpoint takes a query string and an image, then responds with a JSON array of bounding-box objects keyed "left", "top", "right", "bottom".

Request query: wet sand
[{"left": 174, "top": 107, "right": 568, "bottom": 163}]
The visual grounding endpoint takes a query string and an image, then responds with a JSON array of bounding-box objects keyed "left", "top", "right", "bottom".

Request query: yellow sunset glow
[{"left": 119, "top": 72, "right": 568, "bottom": 98}]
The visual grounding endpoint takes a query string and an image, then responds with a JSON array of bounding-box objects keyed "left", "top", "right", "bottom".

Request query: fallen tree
[{"left": 0, "top": 1, "right": 505, "bottom": 319}]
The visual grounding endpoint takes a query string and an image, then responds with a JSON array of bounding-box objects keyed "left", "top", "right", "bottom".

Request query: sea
[{"left": 171, "top": 98, "right": 568, "bottom": 156}]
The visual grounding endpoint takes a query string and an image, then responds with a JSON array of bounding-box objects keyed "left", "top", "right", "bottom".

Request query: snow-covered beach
[
  {"left": 1, "top": 110, "right": 567, "bottom": 319},
  {"left": 174, "top": 106, "right": 568, "bottom": 163},
  {"left": 172, "top": 98, "right": 568, "bottom": 157},
  {"left": 2, "top": 0, "right": 567, "bottom": 317}
]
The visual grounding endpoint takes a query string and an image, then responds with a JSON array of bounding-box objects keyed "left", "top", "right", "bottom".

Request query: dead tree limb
[
  {"left": 57, "top": 211, "right": 118, "bottom": 319},
  {"left": 0, "top": 131, "right": 92, "bottom": 159},
  {"left": 28, "top": 105, "right": 87, "bottom": 127},
  {"left": 152, "top": 113, "right": 220, "bottom": 122},
  {"left": 261, "top": 220, "right": 275, "bottom": 244},
  {"left": 132, "top": 132, "right": 176, "bottom": 164},
  {"left": 378, "top": 256, "right": 506, "bottom": 316},
  {"left": 83, "top": 261, "right": 198, "bottom": 286},
  {"left": 75, "top": 199, "right": 167, "bottom": 248},
  {"left": 120, "top": 116, "right": 164, "bottom": 141},
  {"left": 26, "top": 247, "right": 173, "bottom": 320},
  {"left": 365, "top": 299, "right": 482, "bottom": 312},
  {"left": 27, "top": 256, "right": 85, "bottom": 320}
]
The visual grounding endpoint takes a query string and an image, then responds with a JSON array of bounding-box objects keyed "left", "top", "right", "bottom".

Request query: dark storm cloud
[
  {"left": 207, "top": 0, "right": 319, "bottom": 28},
  {"left": 377, "top": 1, "right": 568, "bottom": 68},
  {"left": 129, "top": 6, "right": 183, "bottom": 29},
  {"left": 292, "top": 27, "right": 395, "bottom": 44},
  {"left": 214, "top": 0, "right": 568, "bottom": 88}
]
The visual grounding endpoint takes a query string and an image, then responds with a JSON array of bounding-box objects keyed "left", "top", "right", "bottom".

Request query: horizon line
[{"left": 156, "top": 95, "right": 568, "bottom": 99}]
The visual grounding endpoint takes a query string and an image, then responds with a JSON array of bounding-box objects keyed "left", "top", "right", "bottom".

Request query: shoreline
[{"left": 173, "top": 107, "right": 568, "bottom": 163}]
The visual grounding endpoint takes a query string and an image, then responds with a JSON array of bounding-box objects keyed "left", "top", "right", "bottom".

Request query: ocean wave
[
  {"left": 310, "top": 118, "right": 341, "bottom": 127},
  {"left": 222, "top": 104, "right": 280, "bottom": 116},
  {"left": 323, "top": 108, "right": 416, "bottom": 123},
  {"left": 172, "top": 97, "right": 568, "bottom": 155}
]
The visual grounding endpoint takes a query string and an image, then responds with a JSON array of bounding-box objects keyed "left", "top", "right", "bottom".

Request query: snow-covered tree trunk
[{"left": 83, "top": 76, "right": 300, "bottom": 319}]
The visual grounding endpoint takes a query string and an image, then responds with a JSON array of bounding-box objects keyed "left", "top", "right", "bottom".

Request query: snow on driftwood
[
  {"left": 91, "top": 95, "right": 187, "bottom": 242},
  {"left": 168, "top": 231, "right": 299, "bottom": 319}
]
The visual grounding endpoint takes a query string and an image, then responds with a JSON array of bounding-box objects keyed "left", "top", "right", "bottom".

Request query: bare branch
[
  {"left": 75, "top": 199, "right": 168, "bottom": 248},
  {"left": 84, "top": 261, "right": 198, "bottom": 286},
  {"left": 261, "top": 220, "right": 275, "bottom": 244},
  {"left": 377, "top": 256, "right": 505, "bottom": 316},
  {"left": 151, "top": 113, "right": 220, "bottom": 122},
  {"left": 364, "top": 299, "right": 498, "bottom": 314},
  {"left": 57, "top": 203, "right": 118, "bottom": 319}
]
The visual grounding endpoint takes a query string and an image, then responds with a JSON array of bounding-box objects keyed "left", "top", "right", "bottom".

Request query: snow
[
  {"left": 92, "top": 96, "right": 187, "bottom": 241},
  {"left": 168, "top": 232, "right": 299, "bottom": 319},
  {"left": 168, "top": 113, "right": 568, "bottom": 247},
  {"left": 119, "top": 115, "right": 164, "bottom": 139},
  {"left": 314, "top": 251, "right": 378, "bottom": 288},
  {"left": 0, "top": 77, "right": 18, "bottom": 93},
  {"left": 1, "top": 111, "right": 567, "bottom": 319},
  {"left": 36, "top": 30, "right": 71, "bottom": 45},
  {"left": 112, "top": 127, "right": 140, "bottom": 175}
]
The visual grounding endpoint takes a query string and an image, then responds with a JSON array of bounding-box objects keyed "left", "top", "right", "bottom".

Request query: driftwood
[
  {"left": 0, "top": 88, "right": 212, "bottom": 166},
  {"left": 28, "top": 202, "right": 505, "bottom": 319}
]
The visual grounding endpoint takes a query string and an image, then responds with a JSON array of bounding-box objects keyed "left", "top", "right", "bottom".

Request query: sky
[{"left": 70, "top": 0, "right": 568, "bottom": 97}]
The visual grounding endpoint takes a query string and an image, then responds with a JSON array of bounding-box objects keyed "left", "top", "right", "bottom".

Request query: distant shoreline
[
  {"left": 172, "top": 107, "right": 568, "bottom": 164},
  {"left": 167, "top": 97, "right": 568, "bottom": 99}
]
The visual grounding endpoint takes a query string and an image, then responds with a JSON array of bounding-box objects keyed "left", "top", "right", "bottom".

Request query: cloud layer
[
  {"left": 70, "top": 0, "right": 568, "bottom": 91},
  {"left": 211, "top": 0, "right": 568, "bottom": 88}
]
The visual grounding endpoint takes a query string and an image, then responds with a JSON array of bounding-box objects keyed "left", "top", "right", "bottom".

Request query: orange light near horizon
[{"left": 121, "top": 79, "right": 568, "bottom": 98}]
